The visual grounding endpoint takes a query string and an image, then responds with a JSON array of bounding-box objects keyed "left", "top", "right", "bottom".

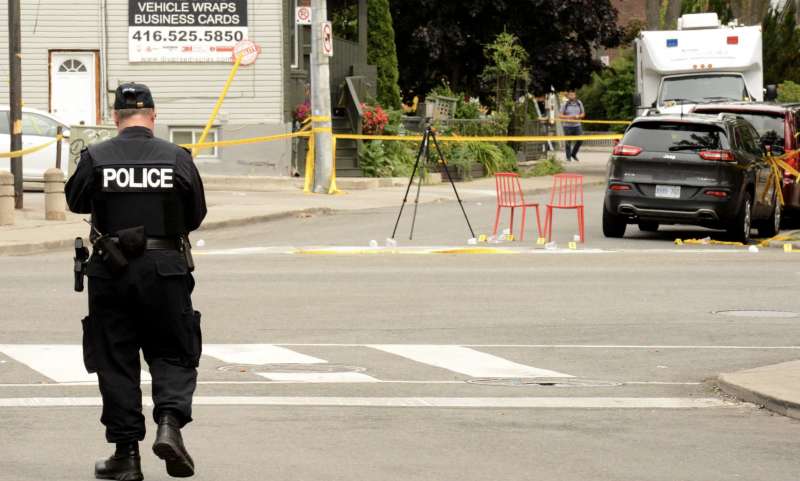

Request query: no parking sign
[
  {"left": 295, "top": 6, "right": 312, "bottom": 25},
  {"left": 321, "top": 21, "right": 333, "bottom": 57}
]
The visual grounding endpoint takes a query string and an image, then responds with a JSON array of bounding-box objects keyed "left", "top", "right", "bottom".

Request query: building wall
[{"left": 0, "top": 0, "right": 294, "bottom": 176}]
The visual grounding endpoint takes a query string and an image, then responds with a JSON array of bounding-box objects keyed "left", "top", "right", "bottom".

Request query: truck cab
[{"left": 635, "top": 13, "right": 763, "bottom": 116}]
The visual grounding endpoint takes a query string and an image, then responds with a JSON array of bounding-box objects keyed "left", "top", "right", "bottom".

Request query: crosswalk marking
[
  {"left": 255, "top": 372, "right": 380, "bottom": 383},
  {"left": 369, "top": 345, "right": 572, "bottom": 379},
  {"left": 203, "top": 344, "right": 325, "bottom": 365},
  {"left": 0, "top": 344, "right": 571, "bottom": 384},
  {"left": 203, "top": 344, "right": 382, "bottom": 382},
  {"left": 0, "top": 345, "right": 151, "bottom": 384}
]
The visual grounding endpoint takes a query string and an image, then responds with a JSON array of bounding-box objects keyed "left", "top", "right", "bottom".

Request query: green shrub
[
  {"left": 778, "top": 80, "right": 800, "bottom": 102},
  {"left": 577, "top": 49, "right": 635, "bottom": 132},
  {"left": 524, "top": 157, "right": 564, "bottom": 177}
]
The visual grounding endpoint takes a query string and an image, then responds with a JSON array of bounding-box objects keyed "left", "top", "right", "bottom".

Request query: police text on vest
[{"left": 103, "top": 168, "right": 174, "bottom": 189}]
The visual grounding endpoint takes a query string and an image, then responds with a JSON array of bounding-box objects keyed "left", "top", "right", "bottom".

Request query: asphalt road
[{"left": 1, "top": 187, "right": 799, "bottom": 481}]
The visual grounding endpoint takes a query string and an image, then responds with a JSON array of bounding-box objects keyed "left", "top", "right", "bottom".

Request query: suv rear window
[{"left": 623, "top": 122, "right": 729, "bottom": 152}]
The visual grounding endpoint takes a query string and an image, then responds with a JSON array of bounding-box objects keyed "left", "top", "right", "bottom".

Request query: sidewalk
[
  {"left": 718, "top": 361, "right": 800, "bottom": 420},
  {"left": 0, "top": 151, "right": 609, "bottom": 256}
]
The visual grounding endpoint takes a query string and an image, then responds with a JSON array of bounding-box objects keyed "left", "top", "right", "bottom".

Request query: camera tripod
[{"left": 391, "top": 125, "right": 475, "bottom": 240}]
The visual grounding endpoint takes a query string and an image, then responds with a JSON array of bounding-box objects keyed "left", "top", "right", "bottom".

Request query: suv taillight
[
  {"left": 698, "top": 150, "right": 735, "bottom": 161},
  {"left": 612, "top": 145, "right": 642, "bottom": 156}
]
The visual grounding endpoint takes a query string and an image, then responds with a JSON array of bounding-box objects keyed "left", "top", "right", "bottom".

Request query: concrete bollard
[
  {"left": 0, "top": 170, "right": 14, "bottom": 226},
  {"left": 44, "top": 168, "right": 66, "bottom": 221}
]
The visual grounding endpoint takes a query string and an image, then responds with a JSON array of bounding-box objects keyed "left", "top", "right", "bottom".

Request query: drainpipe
[{"left": 99, "top": 0, "right": 109, "bottom": 123}]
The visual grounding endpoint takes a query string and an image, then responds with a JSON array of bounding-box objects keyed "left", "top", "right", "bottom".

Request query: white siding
[
  {"left": 0, "top": 0, "right": 284, "bottom": 125},
  {"left": 0, "top": 1, "right": 103, "bottom": 112}
]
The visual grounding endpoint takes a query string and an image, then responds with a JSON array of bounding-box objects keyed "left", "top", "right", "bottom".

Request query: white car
[{"left": 0, "top": 106, "right": 70, "bottom": 181}]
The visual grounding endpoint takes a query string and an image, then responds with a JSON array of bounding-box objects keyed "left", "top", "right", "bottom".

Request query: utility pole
[
  {"left": 8, "top": 0, "right": 23, "bottom": 208},
  {"left": 310, "top": 0, "right": 333, "bottom": 193}
]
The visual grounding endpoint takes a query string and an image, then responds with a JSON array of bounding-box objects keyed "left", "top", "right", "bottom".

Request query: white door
[{"left": 50, "top": 52, "right": 97, "bottom": 126}]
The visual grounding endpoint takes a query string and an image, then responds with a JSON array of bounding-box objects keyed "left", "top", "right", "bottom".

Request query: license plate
[{"left": 655, "top": 185, "right": 681, "bottom": 199}]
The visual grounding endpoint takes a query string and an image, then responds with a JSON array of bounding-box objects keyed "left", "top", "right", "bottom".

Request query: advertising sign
[{"left": 129, "top": 1, "right": 248, "bottom": 62}]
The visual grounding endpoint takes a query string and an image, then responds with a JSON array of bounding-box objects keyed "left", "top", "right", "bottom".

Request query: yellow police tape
[
  {"left": 332, "top": 133, "right": 624, "bottom": 143},
  {"left": 674, "top": 238, "right": 745, "bottom": 247},
  {"left": 0, "top": 135, "right": 64, "bottom": 159},
  {"left": 764, "top": 150, "right": 800, "bottom": 207}
]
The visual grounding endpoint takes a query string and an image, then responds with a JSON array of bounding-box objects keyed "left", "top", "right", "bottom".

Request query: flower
[{"left": 361, "top": 103, "right": 389, "bottom": 135}]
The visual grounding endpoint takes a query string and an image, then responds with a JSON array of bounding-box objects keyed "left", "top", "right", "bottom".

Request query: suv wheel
[
  {"left": 603, "top": 207, "right": 627, "bottom": 238},
  {"left": 638, "top": 222, "right": 659, "bottom": 232},
  {"left": 728, "top": 193, "right": 753, "bottom": 243},
  {"left": 757, "top": 194, "right": 781, "bottom": 239}
]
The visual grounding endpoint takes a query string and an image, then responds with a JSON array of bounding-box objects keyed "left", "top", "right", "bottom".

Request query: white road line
[
  {"left": 255, "top": 372, "right": 380, "bottom": 383},
  {"left": 0, "top": 380, "right": 702, "bottom": 387},
  {"left": 203, "top": 344, "right": 325, "bottom": 365},
  {"left": 369, "top": 345, "right": 572, "bottom": 378},
  {"left": 203, "top": 344, "right": 382, "bottom": 382},
  {"left": 0, "top": 396, "right": 730, "bottom": 409},
  {"left": 0, "top": 345, "right": 151, "bottom": 384}
]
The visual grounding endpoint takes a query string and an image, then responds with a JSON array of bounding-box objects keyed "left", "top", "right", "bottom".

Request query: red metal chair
[
  {"left": 492, "top": 173, "right": 542, "bottom": 241},
  {"left": 544, "top": 173, "right": 585, "bottom": 242}
]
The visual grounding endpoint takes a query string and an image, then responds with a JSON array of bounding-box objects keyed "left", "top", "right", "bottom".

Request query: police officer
[{"left": 66, "top": 83, "right": 207, "bottom": 480}]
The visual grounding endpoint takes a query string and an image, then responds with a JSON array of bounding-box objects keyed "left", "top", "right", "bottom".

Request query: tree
[
  {"left": 367, "top": 0, "right": 401, "bottom": 109},
  {"left": 762, "top": 2, "right": 800, "bottom": 86},
  {"left": 578, "top": 49, "right": 635, "bottom": 131},
  {"left": 481, "top": 32, "right": 529, "bottom": 113},
  {"left": 390, "top": 0, "right": 621, "bottom": 97},
  {"left": 680, "top": 0, "right": 734, "bottom": 24}
]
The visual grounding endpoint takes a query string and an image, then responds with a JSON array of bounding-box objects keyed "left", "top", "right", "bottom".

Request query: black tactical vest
[{"left": 89, "top": 137, "right": 187, "bottom": 237}]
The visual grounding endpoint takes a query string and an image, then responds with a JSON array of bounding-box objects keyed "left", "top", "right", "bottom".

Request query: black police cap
[{"left": 114, "top": 83, "right": 155, "bottom": 110}]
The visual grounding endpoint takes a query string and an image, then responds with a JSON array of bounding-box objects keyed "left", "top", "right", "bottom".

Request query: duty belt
[{"left": 110, "top": 237, "right": 180, "bottom": 250}]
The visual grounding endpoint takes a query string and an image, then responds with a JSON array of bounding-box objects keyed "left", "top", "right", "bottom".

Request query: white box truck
[{"left": 634, "top": 13, "right": 767, "bottom": 115}]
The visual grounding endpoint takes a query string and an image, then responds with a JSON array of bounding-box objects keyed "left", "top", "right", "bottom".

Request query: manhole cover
[
  {"left": 217, "top": 363, "right": 366, "bottom": 373},
  {"left": 713, "top": 310, "right": 798, "bottom": 319},
  {"left": 466, "top": 378, "right": 622, "bottom": 387}
]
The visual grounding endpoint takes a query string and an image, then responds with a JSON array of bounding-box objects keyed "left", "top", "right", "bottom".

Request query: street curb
[
  {"left": 716, "top": 373, "right": 800, "bottom": 420},
  {"left": 201, "top": 173, "right": 444, "bottom": 192},
  {"left": 0, "top": 207, "right": 335, "bottom": 257},
  {"left": 0, "top": 178, "right": 606, "bottom": 256}
]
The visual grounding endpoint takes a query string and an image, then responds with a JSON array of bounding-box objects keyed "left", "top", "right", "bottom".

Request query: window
[
  {"left": 58, "top": 59, "right": 87, "bottom": 73},
  {"left": 660, "top": 75, "right": 749, "bottom": 104},
  {"left": 170, "top": 128, "right": 218, "bottom": 159},
  {"left": 21, "top": 113, "right": 60, "bottom": 137},
  {"left": 622, "top": 122, "right": 729, "bottom": 152},
  {"left": 0, "top": 111, "right": 8, "bottom": 135}
]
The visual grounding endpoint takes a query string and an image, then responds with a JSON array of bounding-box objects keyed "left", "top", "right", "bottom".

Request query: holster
[
  {"left": 180, "top": 236, "right": 195, "bottom": 272},
  {"left": 94, "top": 235, "right": 129, "bottom": 275},
  {"left": 117, "top": 226, "right": 146, "bottom": 258}
]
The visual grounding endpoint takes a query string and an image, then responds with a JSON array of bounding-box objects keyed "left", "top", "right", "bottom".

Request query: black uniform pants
[{"left": 82, "top": 250, "right": 202, "bottom": 443}]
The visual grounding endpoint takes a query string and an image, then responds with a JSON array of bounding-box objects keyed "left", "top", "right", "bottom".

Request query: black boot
[
  {"left": 94, "top": 442, "right": 143, "bottom": 481},
  {"left": 152, "top": 414, "right": 195, "bottom": 478}
]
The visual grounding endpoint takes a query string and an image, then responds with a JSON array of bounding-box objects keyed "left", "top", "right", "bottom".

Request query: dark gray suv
[{"left": 603, "top": 113, "right": 780, "bottom": 242}]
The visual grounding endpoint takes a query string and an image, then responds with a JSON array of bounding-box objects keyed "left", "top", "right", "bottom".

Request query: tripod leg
[
  {"left": 409, "top": 163, "right": 425, "bottom": 240},
  {"left": 391, "top": 130, "right": 428, "bottom": 239},
  {"left": 430, "top": 133, "right": 476, "bottom": 238}
]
